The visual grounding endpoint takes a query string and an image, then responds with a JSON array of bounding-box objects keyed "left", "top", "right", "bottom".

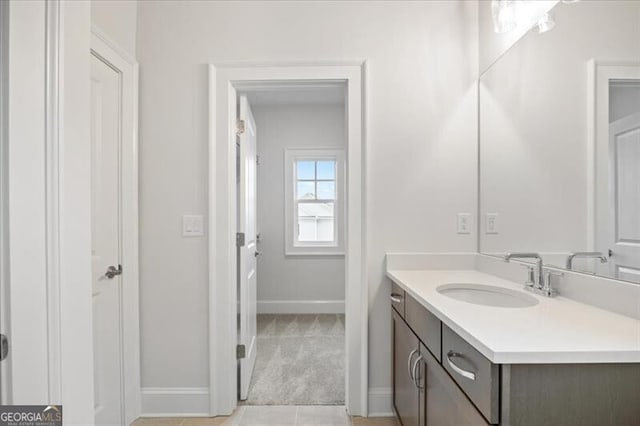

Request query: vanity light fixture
[
  {"left": 533, "top": 12, "right": 556, "bottom": 34},
  {"left": 492, "top": 0, "right": 517, "bottom": 34}
]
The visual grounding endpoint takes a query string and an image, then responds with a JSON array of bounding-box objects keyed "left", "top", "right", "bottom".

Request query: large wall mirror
[{"left": 479, "top": 0, "right": 640, "bottom": 283}]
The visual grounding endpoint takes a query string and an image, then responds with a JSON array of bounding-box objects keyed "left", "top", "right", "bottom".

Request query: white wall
[
  {"left": 479, "top": 1, "right": 640, "bottom": 257},
  {"left": 91, "top": 0, "right": 137, "bottom": 58},
  {"left": 137, "top": 0, "right": 478, "bottom": 397},
  {"left": 253, "top": 104, "right": 345, "bottom": 311}
]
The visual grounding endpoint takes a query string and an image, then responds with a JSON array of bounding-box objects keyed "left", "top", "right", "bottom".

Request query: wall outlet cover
[
  {"left": 457, "top": 213, "right": 471, "bottom": 234},
  {"left": 486, "top": 213, "right": 499, "bottom": 234},
  {"left": 182, "top": 214, "right": 204, "bottom": 237}
]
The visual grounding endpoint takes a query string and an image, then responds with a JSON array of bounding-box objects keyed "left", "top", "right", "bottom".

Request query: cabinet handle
[
  {"left": 412, "top": 354, "right": 425, "bottom": 390},
  {"left": 446, "top": 350, "right": 476, "bottom": 381},
  {"left": 407, "top": 348, "right": 418, "bottom": 381},
  {"left": 390, "top": 293, "right": 404, "bottom": 303}
]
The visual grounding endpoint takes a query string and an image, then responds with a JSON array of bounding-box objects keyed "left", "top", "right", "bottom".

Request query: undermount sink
[{"left": 437, "top": 283, "right": 539, "bottom": 308}]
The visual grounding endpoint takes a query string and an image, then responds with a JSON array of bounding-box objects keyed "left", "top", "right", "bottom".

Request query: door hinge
[
  {"left": 236, "top": 232, "right": 245, "bottom": 247},
  {"left": 236, "top": 344, "right": 246, "bottom": 359},
  {"left": 236, "top": 119, "right": 245, "bottom": 135},
  {"left": 0, "top": 334, "right": 8, "bottom": 361}
]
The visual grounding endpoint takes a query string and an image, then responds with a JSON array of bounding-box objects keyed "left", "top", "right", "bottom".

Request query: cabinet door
[
  {"left": 421, "top": 343, "right": 489, "bottom": 426},
  {"left": 392, "top": 311, "right": 420, "bottom": 426}
]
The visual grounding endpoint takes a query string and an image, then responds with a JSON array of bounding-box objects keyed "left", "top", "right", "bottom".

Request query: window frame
[{"left": 284, "top": 148, "right": 345, "bottom": 256}]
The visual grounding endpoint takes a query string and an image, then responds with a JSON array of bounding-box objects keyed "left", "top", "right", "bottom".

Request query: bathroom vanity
[
  {"left": 387, "top": 266, "right": 640, "bottom": 426},
  {"left": 387, "top": 1, "right": 640, "bottom": 424}
]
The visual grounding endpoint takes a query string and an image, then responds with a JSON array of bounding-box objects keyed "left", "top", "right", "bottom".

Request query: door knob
[
  {"left": 105, "top": 264, "right": 122, "bottom": 279},
  {"left": 254, "top": 251, "right": 263, "bottom": 258}
]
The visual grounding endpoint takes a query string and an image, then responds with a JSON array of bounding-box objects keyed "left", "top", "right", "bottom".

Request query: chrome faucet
[
  {"left": 504, "top": 252, "right": 543, "bottom": 289},
  {"left": 504, "top": 252, "right": 561, "bottom": 297},
  {"left": 566, "top": 252, "right": 607, "bottom": 270}
]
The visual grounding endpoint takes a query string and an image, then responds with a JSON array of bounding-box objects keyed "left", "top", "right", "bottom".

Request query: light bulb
[
  {"left": 534, "top": 12, "right": 556, "bottom": 34},
  {"left": 492, "top": 0, "right": 517, "bottom": 34}
]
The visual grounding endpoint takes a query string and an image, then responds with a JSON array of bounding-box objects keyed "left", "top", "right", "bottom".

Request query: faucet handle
[
  {"left": 542, "top": 269, "right": 564, "bottom": 296},
  {"left": 520, "top": 264, "right": 536, "bottom": 288},
  {"left": 544, "top": 269, "right": 564, "bottom": 279}
]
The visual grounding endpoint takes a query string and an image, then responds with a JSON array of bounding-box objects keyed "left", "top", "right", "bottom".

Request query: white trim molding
[
  {"left": 0, "top": 0, "right": 10, "bottom": 405},
  {"left": 44, "top": 0, "right": 62, "bottom": 403},
  {"left": 257, "top": 300, "right": 345, "bottom": 314},
  {"left": 209, "top": 62, "right": 367, "bottom": 417},
  {"left": 141, "top": 388, "right": 210, "bottom": 418},
  {"left": 367, "top": 387, "right": 393, "bottom": 418}
]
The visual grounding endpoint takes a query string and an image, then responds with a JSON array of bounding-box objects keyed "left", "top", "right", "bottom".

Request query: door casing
[{"left": 208, "top": 62, "right": 367, "bottom": 416}]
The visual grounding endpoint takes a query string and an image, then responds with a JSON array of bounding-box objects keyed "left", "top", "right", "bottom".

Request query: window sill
[{"left": 285, "top": 251, "right": 346, "bottom": 257}]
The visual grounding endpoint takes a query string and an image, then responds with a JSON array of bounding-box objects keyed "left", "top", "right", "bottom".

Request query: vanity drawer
[
  {"left": 405, "top": 294, "right": 441, "bottom": 362},
  {"left": 442, "top": 325, "right": 499, "bottom": 424},
  {"left": 390, "top": 281, "right": 405, "bottom": 317}
]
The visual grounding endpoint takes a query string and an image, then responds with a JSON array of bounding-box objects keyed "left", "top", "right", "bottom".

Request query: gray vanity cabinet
[
  {"left": 392, "top": 309, "right": 420, "bottom": 426},
  {"left": 391, "top": 285, "right": 640, "bottom": 426},
  {"left": 392, "top": 302, "right": 487, "bottom": 426},
  {"left": 420, "top": 342, "right": 489, "bottom": 426}
]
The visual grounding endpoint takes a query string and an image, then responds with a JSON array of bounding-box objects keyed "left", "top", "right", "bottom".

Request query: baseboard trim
[
  {"left": 141, "top": 387, "right": 209, "bottom": 417},
  {"left": 257, "top": 300, "right": 345, "bottom": 314},
  {"left": 368, "top": 387, "right": 393, "bottom": 417},
  {"left": 141, "top": 386, "right": 391, "bottom": 418}
]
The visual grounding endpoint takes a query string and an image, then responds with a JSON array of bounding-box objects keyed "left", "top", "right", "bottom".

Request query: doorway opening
[
  {"left": 208, "top": 63, "right": 367, "bottom": 417},
  {"left": 236, "top": 83, "right": 348, "bottom": 407},
  {"left": 590, "top": 61, "right": 640, "bottom": 284}
]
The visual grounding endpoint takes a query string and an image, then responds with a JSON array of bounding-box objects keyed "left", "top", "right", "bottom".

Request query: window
[{"left": 285, "top": 149, "right": 345, "bottom": 255}]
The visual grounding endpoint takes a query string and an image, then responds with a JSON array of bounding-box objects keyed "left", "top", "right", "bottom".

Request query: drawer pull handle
[
  {"left": 390, "top": 293, "right": 404, "bottom": 303},
  {"left": 446, "top": 350, "right": 476, "bottom": 381},
  {"left": 407, "top": 348, "right": 419, "bottom": 380},
  {"left": 412, "top": 354, "right": 425, "bottom": 390}
]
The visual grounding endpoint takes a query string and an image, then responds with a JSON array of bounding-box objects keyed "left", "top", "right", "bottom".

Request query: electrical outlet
[
  {"left": 182, "top": 215, "right": 204, "bottom": 237},
  {"left": 457, "top": 213, "right": 471, "bottom": 234},
  {"left": 486, "top": 213, "right": 499, "bottom": 234}
]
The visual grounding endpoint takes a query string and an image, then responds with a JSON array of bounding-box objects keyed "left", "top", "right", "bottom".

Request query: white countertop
[{"left": 387, "top": 269, "right": 640, "bottom": 364}]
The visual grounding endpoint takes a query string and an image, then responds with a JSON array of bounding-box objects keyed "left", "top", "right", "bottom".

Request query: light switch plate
[
  {"left": 456, "top": 213, "right": 471, "bottom": 234},
  {"left": 486, "top": 213, "right": 499, "bottom": 234},
  {"left": 182, "top": 214, "right": 204, "bottom": 237}
]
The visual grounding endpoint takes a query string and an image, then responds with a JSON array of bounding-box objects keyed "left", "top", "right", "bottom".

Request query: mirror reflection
[{"left": 479, "top": 0, "right": 640, "bottom": 283}]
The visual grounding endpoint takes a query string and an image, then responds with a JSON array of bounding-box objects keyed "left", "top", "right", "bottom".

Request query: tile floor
[{"left": 131, "top": 406, "right": 399, "bottom": 426}]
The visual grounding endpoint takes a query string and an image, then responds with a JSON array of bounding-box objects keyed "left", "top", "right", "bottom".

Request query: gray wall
[
  {"left": 91, "top": 0, "right": 137, "bottom": 58},
  {"left": 137, "top": 0, "right": 478, "bottom": 392},
  {"left": 254, "top": 104, "right": 346, "bottom": 308}
]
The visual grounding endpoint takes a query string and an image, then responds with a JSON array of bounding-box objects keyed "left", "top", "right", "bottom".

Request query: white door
[
  {"left": 91, "top": 52, "right": 124, "bottom": 425},
  {"left": 238, "top": 95, "right": 258, "bottom": 400},
  {"left": 604, "top": 112, "right": 640, "bottom": 282}
]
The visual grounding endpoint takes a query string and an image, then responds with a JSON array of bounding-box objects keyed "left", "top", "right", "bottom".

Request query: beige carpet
[{"left": 244, "top": 314, "right": 345, "bottom": 405}]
